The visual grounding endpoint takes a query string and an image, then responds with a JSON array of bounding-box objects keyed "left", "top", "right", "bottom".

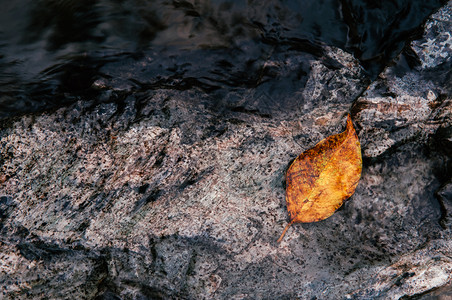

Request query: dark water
[{"left": 0, "top": 0, "right": 446, "bottom": 119}]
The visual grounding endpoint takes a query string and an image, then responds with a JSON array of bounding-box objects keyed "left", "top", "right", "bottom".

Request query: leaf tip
[{"left": 346, "top": 113, "right": 353, "bottom": 127}]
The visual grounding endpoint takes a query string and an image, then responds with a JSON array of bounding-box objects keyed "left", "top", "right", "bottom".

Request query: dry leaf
[{"left": 277, "top": 114, "right": 362, "bottom": 243}]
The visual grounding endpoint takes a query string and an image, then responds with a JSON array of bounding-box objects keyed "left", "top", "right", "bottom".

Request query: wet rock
[
  {"left": 347, "top": 3, "right": 452, "bottom": 297},
  {"left": 352, "top": 3, "right": 452, "bottom": 159},
  {"left": 437, "top": 182, "right": 452, "bottom": 229},
  {"left": 1, "top": 2, "right": 451, "bottom": 300}
]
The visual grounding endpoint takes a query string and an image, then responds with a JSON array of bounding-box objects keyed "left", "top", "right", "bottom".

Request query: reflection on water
[{"left": 0, "top": 0, "right": 446, "bottom": 119}]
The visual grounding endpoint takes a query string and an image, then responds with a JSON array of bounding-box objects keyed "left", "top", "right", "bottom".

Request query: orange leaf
[{"left": 277, "top": 114, "right": 362, "bottom": 243}]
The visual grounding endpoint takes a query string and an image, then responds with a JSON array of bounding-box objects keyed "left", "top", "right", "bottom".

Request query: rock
[
  {"left": 1, "top": 2, "right": 451, "bottom": 299},
  {"left": 352, "top": 2, "right": 452, "bottom": 159}
]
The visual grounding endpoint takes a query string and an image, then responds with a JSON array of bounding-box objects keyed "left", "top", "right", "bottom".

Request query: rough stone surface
[{"left": 1, "top": 2, "right": 451, "bottom": 299}]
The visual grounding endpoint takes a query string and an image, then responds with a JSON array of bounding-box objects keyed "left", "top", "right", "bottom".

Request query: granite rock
[{"left": 1, "top": 2, "right": 451, "bottom": 299}]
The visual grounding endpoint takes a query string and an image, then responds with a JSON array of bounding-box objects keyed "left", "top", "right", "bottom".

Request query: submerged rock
[{"left": 1, "top": 2, "right": 451, "bottom": 299}]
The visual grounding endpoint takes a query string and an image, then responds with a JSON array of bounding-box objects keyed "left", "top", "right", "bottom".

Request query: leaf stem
[{"left": 277, "top": 220, "right": 294, "bottom": 243}]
